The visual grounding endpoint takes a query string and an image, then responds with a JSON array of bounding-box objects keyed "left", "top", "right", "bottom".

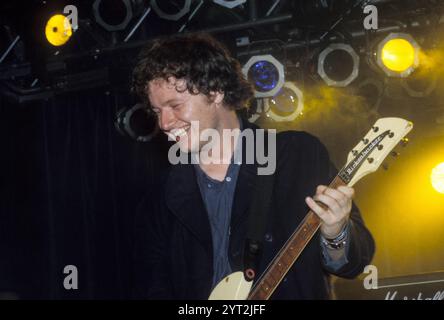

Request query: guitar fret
[
  {"left": 266, "top": 271, "right": 277, "bottom": 282},
  {"left": 278, "top": 252, "right": 292, "bottom": 265}
]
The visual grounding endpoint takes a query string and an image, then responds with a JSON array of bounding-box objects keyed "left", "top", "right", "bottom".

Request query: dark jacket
[{"left": 133, "top": 118, "right": 375, "bottom": 299}]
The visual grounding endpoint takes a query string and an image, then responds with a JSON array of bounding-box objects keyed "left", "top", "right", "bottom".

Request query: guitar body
[{"left": 208, "top": 272, "right": 252, "bottom": 300}]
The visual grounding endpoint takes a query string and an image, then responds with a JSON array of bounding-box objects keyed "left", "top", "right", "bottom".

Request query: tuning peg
[
  {"left": 391, "top": 151, "right": 400, "bottom": 157},
  {"left": 367, "top": 157, "right": 374, "bottom": 163},
  {"left": 377, "top": 144, "right": 384, "bottom": 150},
  {"left": 382, "top": 163, "right": 389, "bottom": 170},
  {"left": 400, "top": 138, "right": 409, "bottom": 147},
  {"left": 362, "top": 138, "right": 369, "bottom": 144},
  {"left": 372, "top": 126, "right": 379, "bottom": 132}
]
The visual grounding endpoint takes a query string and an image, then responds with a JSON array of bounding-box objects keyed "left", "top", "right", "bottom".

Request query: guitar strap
[{"left": 243, "top": 131, "right": 275, "bottom": 282}]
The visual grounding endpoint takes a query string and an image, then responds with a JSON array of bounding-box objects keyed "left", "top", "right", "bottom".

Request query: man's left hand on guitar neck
[{"left": 305, "top": 185, "right": 354, "bottom": 240}]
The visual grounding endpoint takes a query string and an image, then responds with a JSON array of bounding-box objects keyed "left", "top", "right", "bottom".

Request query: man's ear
[{"left": 210, "top": 91, "right": 225, "bottom": 107}]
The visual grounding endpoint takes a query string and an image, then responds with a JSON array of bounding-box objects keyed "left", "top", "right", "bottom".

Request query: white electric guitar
[{"left": 209, "top": 117, "right": 413, "bottom": 300}]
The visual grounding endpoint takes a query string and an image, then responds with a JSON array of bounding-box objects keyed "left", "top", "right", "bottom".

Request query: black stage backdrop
[{"left": 0, "top": 90, "right": 169, "bottom": 299}]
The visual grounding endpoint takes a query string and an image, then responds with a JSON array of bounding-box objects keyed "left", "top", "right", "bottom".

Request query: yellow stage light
[
  {"left": 376, "top": 33, "right": 419, "bottom": 78},
  {"left": 381, "top": 39, "right": 416, "bottom": 72},
  {"left": 45, "top": 14, "right": 72, "bottom": 46},
  {"left": 431, "top": 162, "right": 444, "bottom": 194}
]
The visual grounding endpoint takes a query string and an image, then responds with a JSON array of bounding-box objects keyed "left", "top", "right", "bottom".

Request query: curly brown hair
[{"left": 131, "top": 33, "right": 253, "bottom": 111}]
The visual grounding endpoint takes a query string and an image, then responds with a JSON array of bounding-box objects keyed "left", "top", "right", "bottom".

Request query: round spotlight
[
  {"left": 115, "top": 104, "right": 159, "bottom": 142},
  {"left": 45, "top": 14, "right": 73, "bottom": 46},
  {"left": 376, "top": 33, "right": 420, "bottom": 77},
  {"left": 151, "top": 0, "right": 191, "bottom": 21},
  {"left": 264, "top": 82, "right": 303, "bottom": 122},
  {"left": 93, "top": 0, "right": 133, "bottom": 31},
  {"left": 213, "top": 0, "right": 247, "bottom": 9},
  {"left": 431, "top": 162, "right": 444, "bottom": 194},
  {"left": 242, "top": 55, "right": 285, "bottom": 98},
  {"left": 317, "top": 43, "right": 360, "bottom": 87}
]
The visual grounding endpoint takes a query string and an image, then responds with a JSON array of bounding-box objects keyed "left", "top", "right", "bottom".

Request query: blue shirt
[
  {"left": 195, "top": 161, "right": 241, "bottom": 287},
  {"left": 194, "top": 117, "right": 243, "bottom": 287}
]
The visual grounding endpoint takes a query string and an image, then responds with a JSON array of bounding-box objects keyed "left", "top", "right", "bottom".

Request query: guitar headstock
[{"left": 339, "top": 117, "right": 413, "bottom": 187}]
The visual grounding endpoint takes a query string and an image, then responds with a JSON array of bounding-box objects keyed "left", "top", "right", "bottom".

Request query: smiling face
[{"left": 147, "top": 77, "right": 224, "bottom": 153}]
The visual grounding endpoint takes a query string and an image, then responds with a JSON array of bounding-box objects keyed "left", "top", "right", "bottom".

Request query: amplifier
[{"left": 333, "top": 271, "right": 444, "bottom": 300}]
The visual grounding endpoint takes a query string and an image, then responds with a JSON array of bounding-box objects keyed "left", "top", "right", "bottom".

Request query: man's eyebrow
[
  {"left": 160, "top": 98, "right": 182, "bottom": 106},
  {"left": 150, "top": 98, "right": 183, "bottom": 110}
]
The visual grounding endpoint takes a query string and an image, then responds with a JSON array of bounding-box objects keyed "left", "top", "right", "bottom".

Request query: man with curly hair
[{"left": 132, "top": 33, "right": 374, "bottom": 299}]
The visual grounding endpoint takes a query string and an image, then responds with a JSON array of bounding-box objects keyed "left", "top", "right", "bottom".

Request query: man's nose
[{"left": 159, "top": 109, "right": 176, "bottom": 131}]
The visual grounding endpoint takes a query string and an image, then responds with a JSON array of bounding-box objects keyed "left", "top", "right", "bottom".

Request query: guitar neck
[{"left": 247, "top": 175, "right": 347, "bottom": 300}]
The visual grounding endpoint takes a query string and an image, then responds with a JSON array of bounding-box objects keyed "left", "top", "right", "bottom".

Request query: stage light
[
  {"left": 93, "top": 0, "right": 133, "bottom": 31},
  {"left": 213, "top": 0, "right": 246, "bottom": 9},
  {"left": 242, "top": 55, "right": 285, "bottom": 98},
  {"left": 376, "top": 33, "right": 419, "bottom": 77},
  {"left": 45, "top": 14, "right": 72, "bottom": 47},
  {"left": 431, "top": 162, "right": 444, "bottom": 194},
  {"left": 317, "top": 43, "right": 359, "bottom": 87},
  {"left": 115, "top": 103, "right": 159, "bottom": 142},
  {"left": 264, "top": 82, "right": 303, "bottom": 122},
  {"left": 151, "top": 0, "right": 191, "bottom": 21}
]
